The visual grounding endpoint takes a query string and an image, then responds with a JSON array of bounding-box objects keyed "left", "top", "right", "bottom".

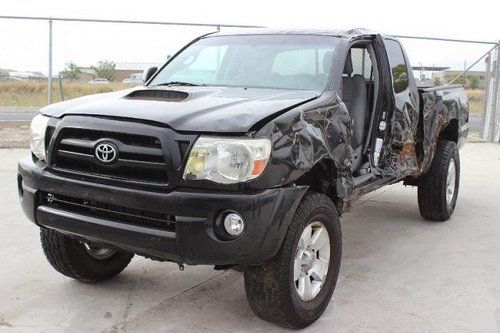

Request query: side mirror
[{"left": 142, "top": 66, "right": 158, "bottom": 83}]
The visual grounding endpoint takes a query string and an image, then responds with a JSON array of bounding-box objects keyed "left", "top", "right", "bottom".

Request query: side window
[
  {"left": 349, "top": 48, "right": 372, "bottom": 79},
  {"left": 385, "top": 40, "right": 409, "bottom": 93}
]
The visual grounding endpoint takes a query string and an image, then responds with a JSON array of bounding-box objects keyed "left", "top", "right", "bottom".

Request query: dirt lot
[
  {"left": 1, "top": 143, "right": 500, "bottom": 332},
  {"left": 0, "top": 121, "right": 29, "bottom": 148}
]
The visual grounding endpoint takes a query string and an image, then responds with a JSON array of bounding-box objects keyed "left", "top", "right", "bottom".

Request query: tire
[
  {"left": 40, "top": 228, "right": 134, "bottom": 283},
  {"left": 244, "top": 192, "right": 342, "bottom": 329},
  {"left": 418, "top": 140, "right": 460, "bottom": 221}
]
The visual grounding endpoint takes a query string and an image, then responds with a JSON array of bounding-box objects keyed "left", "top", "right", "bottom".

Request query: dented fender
[{"left": 252, "top": 91, "right": 354, "bottom": 200}]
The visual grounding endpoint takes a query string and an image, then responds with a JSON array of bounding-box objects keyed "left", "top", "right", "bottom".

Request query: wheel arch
[
  {"left": 294, "top": 158, "right": 344, "bottom": 213},
  {"left": 439, "top": 118, "right": 459, "bottom": 143}
]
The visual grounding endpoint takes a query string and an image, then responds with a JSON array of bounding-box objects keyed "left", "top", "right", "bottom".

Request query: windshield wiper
[{"left": 153, "top": 81, "right": 203, "bottom": 87}]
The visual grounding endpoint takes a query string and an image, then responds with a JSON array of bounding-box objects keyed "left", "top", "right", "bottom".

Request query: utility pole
[{"left": 48, "top": 20, "right": 53, "bottom": 104}]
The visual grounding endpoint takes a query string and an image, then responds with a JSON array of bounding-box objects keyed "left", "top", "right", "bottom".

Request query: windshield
[{"left": 149, "top": 35, "right": 339, "bottom": 91}]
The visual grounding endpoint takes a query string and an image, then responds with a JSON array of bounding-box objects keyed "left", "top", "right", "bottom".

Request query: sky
[{"left": 1, "top": 0, "right": 498, "bottom": 75}]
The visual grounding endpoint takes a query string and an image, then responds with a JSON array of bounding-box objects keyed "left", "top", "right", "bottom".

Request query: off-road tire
[
  {"left": 40, "top": 228, "right": 134, "bottom": 282},
  {"left": 418, "top": 140, "right": 460, "bottom": 221},
  {"left": 244, "top": 192, "right": 342, "bottom": 329}
]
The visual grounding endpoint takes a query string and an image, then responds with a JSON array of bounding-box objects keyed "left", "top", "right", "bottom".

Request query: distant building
[
  {"left": 411, "top": 66, "right": 450, "bottom": 84},
  {"left": 115, "top": 63, "right": 161, "bottom": 81},
  {"left": 78, "top": 68, "right": 97, "bottom": 81},
  {"left": 0, "top": 68, "right": 9, "bottom": 80},
  {"left": 0, "top": 69, "right": 46, "bottom": 81}
]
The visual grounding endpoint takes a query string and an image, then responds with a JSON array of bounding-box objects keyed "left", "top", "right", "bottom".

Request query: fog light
[{"left": 223, "top": 213, "right": 245, "bottom": 236}]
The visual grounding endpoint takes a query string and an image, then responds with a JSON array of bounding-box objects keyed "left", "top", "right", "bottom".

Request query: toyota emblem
[{"left": 95, "top": 141, "right": 118, "bottom": 164}]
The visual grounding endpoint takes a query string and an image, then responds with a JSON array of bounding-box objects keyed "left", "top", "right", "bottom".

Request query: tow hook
[{"left": 178, "top": 263, "right": 185, "bottom": 271}]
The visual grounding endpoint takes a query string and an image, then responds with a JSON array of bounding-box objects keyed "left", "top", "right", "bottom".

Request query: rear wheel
[
  {"left": 244, "top": 192, "right": 342, "bottom": 328},
  {"left": 40, "top": 228, "right": 134, "bottom": 282},
  {"left": 418, "top": 140, "right": 460, "bottom": 221}
]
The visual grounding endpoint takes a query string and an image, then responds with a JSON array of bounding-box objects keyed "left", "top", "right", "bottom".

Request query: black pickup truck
[{"left": 18, "top": 29, "right": 468, "bottom": 328}]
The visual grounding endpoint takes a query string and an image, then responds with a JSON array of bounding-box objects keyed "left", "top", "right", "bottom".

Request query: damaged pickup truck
[{"left": 18, "top": 29, "right": 468, "bottom": 328}]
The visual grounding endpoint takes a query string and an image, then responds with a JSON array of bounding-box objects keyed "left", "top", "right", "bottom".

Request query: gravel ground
[{"left": 0, "top": 121, "right": 30, "bottom": 148}]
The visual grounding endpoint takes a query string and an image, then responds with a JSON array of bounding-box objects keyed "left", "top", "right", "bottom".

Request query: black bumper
[{"left": 18, "top": 156, "right": 307, "bottom": 265}]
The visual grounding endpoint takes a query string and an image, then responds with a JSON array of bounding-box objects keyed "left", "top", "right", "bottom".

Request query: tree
[
  {"left": 60, "top": 61, "right": 81, "bottom": 80},
  {"left": 391, "top": 64, "right": 408, "bottom": 93},
  {"left": 432, "top": 77, "right": 442, "bottom": 86},
  {"left": 91, "top": 60, "right": 116, "bottom": 81}
]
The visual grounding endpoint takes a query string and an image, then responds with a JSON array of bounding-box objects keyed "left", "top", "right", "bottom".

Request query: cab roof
[{"left": 209, "top": 28, "right": 385, "bottom": 40}]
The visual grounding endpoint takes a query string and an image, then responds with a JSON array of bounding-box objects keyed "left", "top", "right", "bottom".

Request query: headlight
[
  {"left": 183, "top": 137, "right": 271, "bottom": 184},
  {"left": 29, "top": 114, "right": 50, "bottom": 162}
]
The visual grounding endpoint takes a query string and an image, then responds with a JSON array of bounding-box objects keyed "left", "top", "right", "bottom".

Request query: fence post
[
  {"left": 491, "top": 41, "right": 500, "bottom": 142},
  {"left": 58, "top": 75, "right": 64, "bottom": 101},
  {"left": 480, "top": 52, "right": 492, "bottom": 139},
  {"left": 47, "top": 19, "right": 53, "bottom": 105}
]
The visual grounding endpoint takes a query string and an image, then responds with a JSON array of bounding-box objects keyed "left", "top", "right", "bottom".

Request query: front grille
[
  {"left": 41, "top": 192, "right": 176, "bottom": 232},
  {"left": 51, "top": 128, "right": 168, "bottom": 187}
]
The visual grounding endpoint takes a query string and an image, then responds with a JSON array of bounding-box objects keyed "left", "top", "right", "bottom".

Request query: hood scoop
[{"left": 124, "top": 89, "right": 189, "bottom": 102}]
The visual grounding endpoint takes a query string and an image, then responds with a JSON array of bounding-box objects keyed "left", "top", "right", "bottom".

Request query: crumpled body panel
[
  {"left": 254, "top": 91, "right": 353, "bottom": 199},
  {"left": 418, "top": 86, "right": 468, "bottom": 174},
  {"left": 381, "top": 100, "right": 420, "bottom": 178},
  {"left": 252, "top": 84, "right": 468, "bottom": 208}
]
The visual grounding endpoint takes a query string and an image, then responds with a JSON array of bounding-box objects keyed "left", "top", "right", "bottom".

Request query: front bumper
[{"left": 18, "top": 156, "right": 307, "bottom": 265}]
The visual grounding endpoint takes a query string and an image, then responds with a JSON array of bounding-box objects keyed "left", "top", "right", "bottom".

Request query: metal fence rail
[{"left": 0, "top": 15, "right": 499, "bottom": 142}]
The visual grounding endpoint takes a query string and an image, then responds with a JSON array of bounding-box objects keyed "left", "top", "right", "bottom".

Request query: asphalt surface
[
  {"left": 0, "top": 107, "right": 39, "bottom": 121},
  {"left": 1, "top": 143, "right": 500, "bottom": 332}
]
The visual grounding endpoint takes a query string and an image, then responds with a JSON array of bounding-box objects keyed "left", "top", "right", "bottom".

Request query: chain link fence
[
  {"left": 0, "top": 16, "right": 499, "bottom": 145},
  {"left": 395, "top": 36, "right": 500, "bottom": 142}
]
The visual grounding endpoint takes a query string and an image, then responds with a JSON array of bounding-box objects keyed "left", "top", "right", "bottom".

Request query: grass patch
[
  {"left": 465, "top": 89, "right": 485, "bottom": 115},
  {"left": 0, "top": 81, "right": 132, "bottom": 107}
]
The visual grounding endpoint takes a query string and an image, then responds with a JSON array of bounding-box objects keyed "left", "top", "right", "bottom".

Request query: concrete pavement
[{"left": 1, "top": 143, "right": 499, "bottom": 332}]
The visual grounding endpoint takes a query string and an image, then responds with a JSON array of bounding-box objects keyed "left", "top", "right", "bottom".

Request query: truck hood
[{"left": 40, "top": 86, "right": 319, "bottom": 133}]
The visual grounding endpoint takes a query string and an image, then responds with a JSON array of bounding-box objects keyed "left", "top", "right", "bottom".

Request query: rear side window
[
  {"left": 385, "top": 39, "right": 409, "bottom": 93},
  {"left": 349, "top": 47, "right": 373, "bottom": 79}
]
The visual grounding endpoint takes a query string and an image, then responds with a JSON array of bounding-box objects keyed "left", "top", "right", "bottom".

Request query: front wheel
[
  {"left": 244, "top": 192, "right": 342, "bottom": 328},
  {"left": 418, "top": 140, "right": 460, "bottom": 221},
  {"left": 40, "top": 228, "right": 134, "bottom": 283}
]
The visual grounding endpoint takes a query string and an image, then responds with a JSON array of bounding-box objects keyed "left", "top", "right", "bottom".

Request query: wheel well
[
  {"left": 294, "top": 159, "right": 339, "bottom": 205},
  {"left": 439, "top": 119, "right": 459, "bottom": 143}
]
